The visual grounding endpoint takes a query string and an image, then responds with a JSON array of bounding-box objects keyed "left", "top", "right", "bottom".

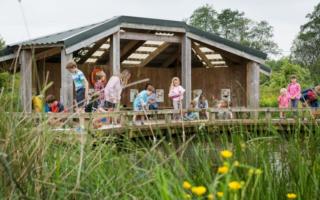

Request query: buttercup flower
[
  {"left": 191, "top": 186, "right": 207, "bottom": 196},
  {"left": 220, "top": 150, "right": 233, "bottom": 158},
  {"left": 217, "top": 192, "right": 224, "bottom": 197},
  {"left": 207, "top": 194, "right": 214, "bottom": 200},
  {"left": 287, "top": 193, "right": 297, "bottom": 199},
  {"left": 228, "top": 181, "right": 242, "bottom": 191},
  {"left": 183, "top": 181, "right": 192, "bottom": 190},
  {"left": 217, "top": 166, "right": 229, "bottom": 174}
]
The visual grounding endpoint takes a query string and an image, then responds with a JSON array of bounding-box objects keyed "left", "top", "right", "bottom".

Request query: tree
[
  {"left": 0, "top": 36, "right": 5, "bottom": 50},
  {"left": 246, "top": 21, "right": 279, "bottom": 55},
  {"left": 291, "top": 3, "right": 320, "bottom": 82},
  {"left": 188, "top": 4, "right": 219, "bottom": 33},
  {"left": 186, "top": 5, "right": 280, "bottom": 56},
  {"left": 217, "top": 9, "right": 250, "bottom": 42},
  {"left": 260, "top": 57, "right": 313, "bottom": 107}
]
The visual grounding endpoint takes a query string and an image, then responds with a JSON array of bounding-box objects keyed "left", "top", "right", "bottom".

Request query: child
[
  {"left": 45, "top": 95, "right": 65, "bottom": 113},
  {"left": 168, "top": 77, "right": 185, "bottom": 120},
  {"left": 197, "top": 93, "right": 209, "bottom": 119},
  {"left": 287, "top": 75, "right": 301, "bottom": 109},
  {"left": 278, "top": 88, "right": 290, "bottom": 118},
  {"left": 104, "top": 69, "right": 131, "bottom": 110},
  {"left": 133, "top": 85, "right": 155, "bottom": 125},
  {"left": 217, "top": 100, "right": 233, "bottom": 119},
  {"left": 146, "top": 83, "right": 158, "bottom": 110},
  {"left": 184, "top": 101, "right": 199, "bottom": 121},
  {"left": 66, "top": 61, "right": 89, "bottom": 109},
  {"left": 94, "top": 70, "right": 107, "bottom": 107}
]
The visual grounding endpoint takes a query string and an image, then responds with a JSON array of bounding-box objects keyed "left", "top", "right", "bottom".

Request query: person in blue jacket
[
  {"left": 133, "top": 84, "right": 155, "bottom": 125},
  {"left": 300, "top": 86, "right": 320, "bottom": 108}
]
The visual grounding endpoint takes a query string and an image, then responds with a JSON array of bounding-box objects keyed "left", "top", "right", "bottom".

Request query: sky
[{"left": 0, "top": 0, "right": 318, "bottom": 56}]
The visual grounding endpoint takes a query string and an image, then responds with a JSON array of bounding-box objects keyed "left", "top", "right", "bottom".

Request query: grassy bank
[{"left": 1, "top": 106, "right": 320, "bottom": 199}]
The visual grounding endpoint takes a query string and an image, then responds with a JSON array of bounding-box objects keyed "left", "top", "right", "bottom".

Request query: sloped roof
[{"left": 0, "top": 16, "right": 267, "bottom": 60}]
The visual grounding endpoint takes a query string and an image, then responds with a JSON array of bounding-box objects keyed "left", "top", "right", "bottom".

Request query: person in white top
[
  {"left": 104, "top": 69, "right": 131, "bottom": 110},
  {"left": 168, "top": 77, "right": 185, "bottom": 120}
]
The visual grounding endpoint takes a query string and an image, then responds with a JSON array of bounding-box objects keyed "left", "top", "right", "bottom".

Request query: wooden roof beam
[
  {"left": 78, "top": 38, "right": 109, "bottom": 63},
  {"left": 120, "top": 32, "right": 181, "bottom": 43},
  {"left": 191, "top": 42, "right": 214, "bottom": 68},
  {"left": 161, "top": 51, "right": 179, "bottom": 68},
  {"left": 35, "top": 47, "right": 61, "bottom": 60},
  {"left": 139, "top": 43, "right": 171, "bottom": 67}
]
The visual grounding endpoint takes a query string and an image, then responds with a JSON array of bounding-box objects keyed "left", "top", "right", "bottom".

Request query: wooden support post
[
  {"left": 110, "top": 32, "right": 120, "bottom": 75},
  {"left": 181, "top": 35, "right": 192, "bottom": 108},
  {"left": 19, "top": 50, "right": 32, "bottom": 112},
  {"left": 247, "top": 61, "right": 260, "bottom": 118},
  {"left": 61, "top": 49, "right": 74, "bottom": 111}
]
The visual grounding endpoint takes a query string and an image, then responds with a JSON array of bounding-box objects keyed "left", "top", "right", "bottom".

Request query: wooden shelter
[{"left": 0, "top": 16, "right": 270, "bottom": 112}]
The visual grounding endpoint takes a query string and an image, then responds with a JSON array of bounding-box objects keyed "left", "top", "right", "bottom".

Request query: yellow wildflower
[
  {"left": 217, "top": 166, "right": 229, "bottom": 174},
  {"left": 228, "top": 181, "right": 242, "bottom": 191},
  {"left": 217, "top": 192, "right": 224, "bottom": 197},
  {"left": 183, "top": 181, "right": 192, "bottom": 190},
  {"left": 248, "top": 169, "right": 254, "bottom": 175},
  {"left": 287, "top": 193, "right": 297, "bottom": 199},
  {"left": 220, "top": 150, "right": 233, "bottom": 158},
  {"left": 207, "top": 194, "right": 214, "bottom": 200},
  {"left": 191, "top": 186, "right": 207, "bottom": 196},
  {"left": 184, "top": 194, "right": 192, "bottom": 199}
]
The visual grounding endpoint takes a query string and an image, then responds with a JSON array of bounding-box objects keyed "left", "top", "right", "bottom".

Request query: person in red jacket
[{"left": 45, "top": 95, "right": 65, "bottom": 113}]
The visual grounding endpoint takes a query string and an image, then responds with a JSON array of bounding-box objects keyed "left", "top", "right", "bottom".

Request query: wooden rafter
[
  {"left": 120, "top": 41, "right": 145, "bottom": 62},
  {"left": 196, "top": 41, "right": 247, "bottom": 64},
  {"left": 120, "top": 32, "right": 181, "bottom": 43},
  {"left": 161, "top": 51, "right": 179, "bottom": 68},
  {"left": 139, "top": 43, "right": 171, "bottom": 67},
  {"left": 191, "top": 42, "right": 214, "bottom": 68},
  {"left": 79, "top": 38, "right": 108, "bottom": 63},
  {"left": 35, "top": 48, "right": 61, "bottom": 60}
]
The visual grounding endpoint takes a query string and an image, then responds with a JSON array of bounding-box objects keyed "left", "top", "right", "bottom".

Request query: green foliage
[
  {"left": 0, "top": 72, "right": 21, "bottom": 111},
  {"left": 188, "top": 4, "right": 219, "bottom": 33},
  {"left": 1, "top": 112, "right": 320, "bottom": 199},
  {"left": 260, "top": 58, "right": 312, "bottom": 107},
  {"left": 187, "top": 5, "right": 280, "bottom": 55},
  {"left": 291, "top": 3, "right": 320, "bottom": 82},
  {"left": 0, "top": 36, "right": 5, "bottom": 50}
]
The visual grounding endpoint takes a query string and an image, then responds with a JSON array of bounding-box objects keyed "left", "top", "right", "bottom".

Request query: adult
[
  {"left": 300, "top": 85, "right": 320, "bottom": 108},
  {"left": 104, "top": 69, "right": 131, "bottom": 110}
]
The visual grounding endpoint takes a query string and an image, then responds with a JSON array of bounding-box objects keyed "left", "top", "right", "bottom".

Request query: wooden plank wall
[{"left": 36, "top": 62, "right": 247, "bottom": 108}]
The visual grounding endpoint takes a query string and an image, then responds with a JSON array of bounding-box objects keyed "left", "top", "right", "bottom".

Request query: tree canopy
[
  {"left": 291, "top": 3, "right": 320, "bottom": 83},
  {"left": 186, "top": 4, "right": 279, "bottom": 55}
]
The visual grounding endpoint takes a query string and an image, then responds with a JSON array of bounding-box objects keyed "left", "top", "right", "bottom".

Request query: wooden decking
[{"left": 27, "top": 107, "right": 320, "bottom": 138}]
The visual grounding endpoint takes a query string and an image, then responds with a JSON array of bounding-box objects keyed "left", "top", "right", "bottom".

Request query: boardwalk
[{"left": 33, "top": 107, "right": 320, "bottom": 138}]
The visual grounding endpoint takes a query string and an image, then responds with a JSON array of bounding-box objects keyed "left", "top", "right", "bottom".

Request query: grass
[
  {"left": 1, "top": 103, "right": 320, "bottom": 200},
  {"left": 0, "top": 73, "right": 319, "bottom": 199}
]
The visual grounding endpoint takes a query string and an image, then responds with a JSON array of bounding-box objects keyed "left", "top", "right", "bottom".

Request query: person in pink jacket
[
  {"left": 287, "top": 75, "right": 301, "bottom": 109},
  {"left": 168, "top": 77, "right": 185, "bottom": 120},
  {"left": 278, "top": 88, "right": 290, "bottom": 118}
]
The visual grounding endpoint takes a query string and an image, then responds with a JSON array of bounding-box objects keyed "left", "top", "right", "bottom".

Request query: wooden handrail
[{"left": 6, "top": 107, "right": 318, "bottom": 119}]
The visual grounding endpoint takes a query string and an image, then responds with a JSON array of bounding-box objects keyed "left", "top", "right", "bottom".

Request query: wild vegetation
[{"left": 1, "top": 2, "right": 320, "bottom": 200}]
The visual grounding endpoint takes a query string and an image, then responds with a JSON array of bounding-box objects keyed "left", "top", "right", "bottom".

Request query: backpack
[{"left": 307, "top": 90, "right": 317, "bottom": 102}]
